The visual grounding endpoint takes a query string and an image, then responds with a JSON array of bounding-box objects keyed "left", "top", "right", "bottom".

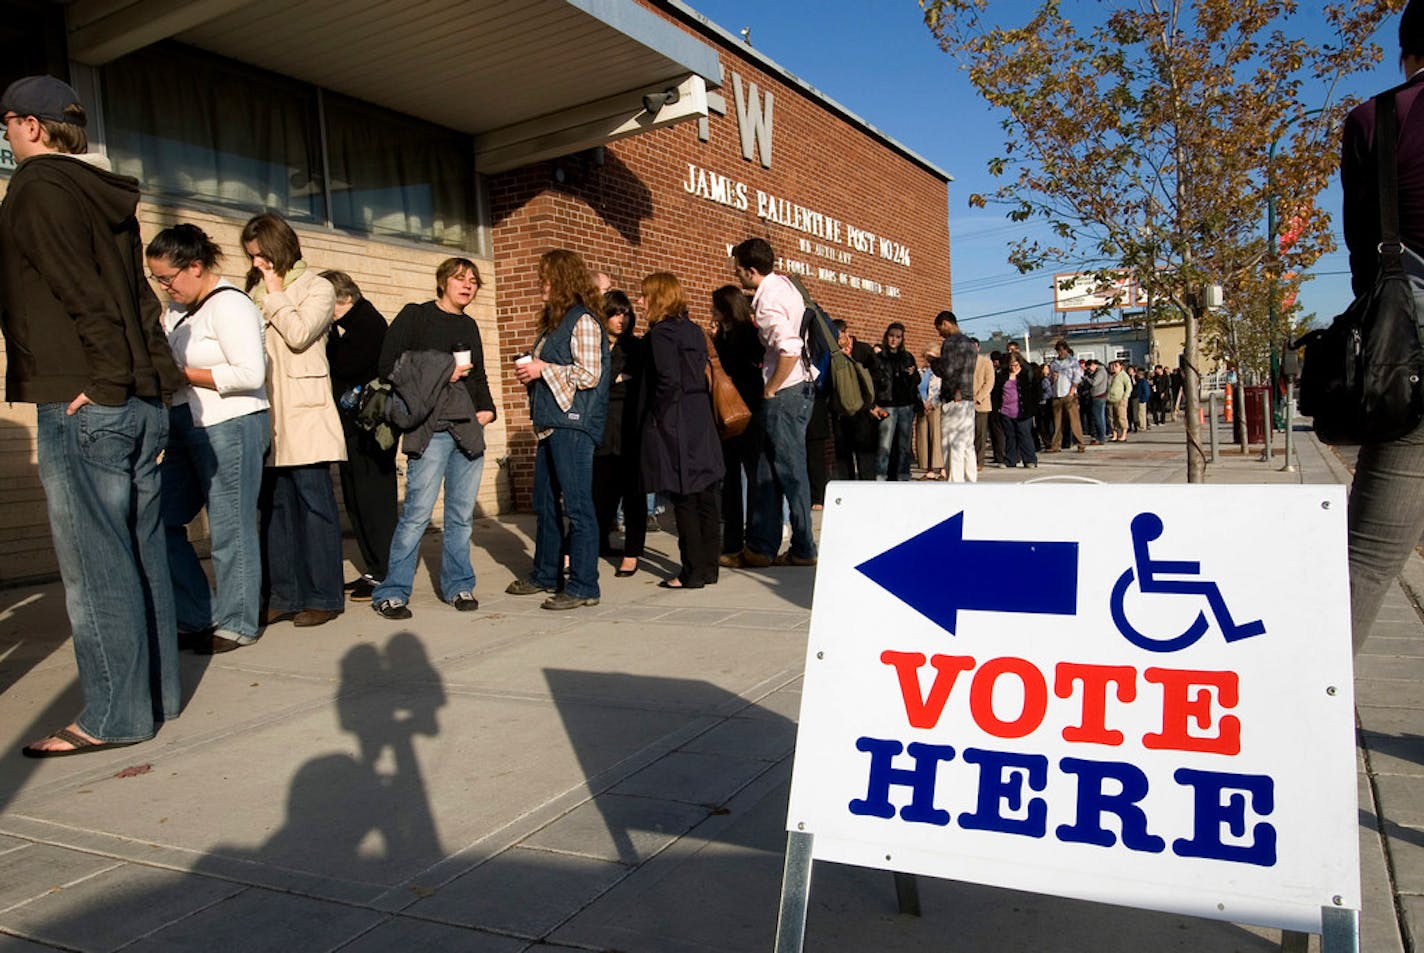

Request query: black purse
[{"left": 1296, "top": 89, "right": 1424, "bottom": 445}]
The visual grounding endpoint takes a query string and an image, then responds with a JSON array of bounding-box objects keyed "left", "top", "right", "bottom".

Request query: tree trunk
[{"left": 1184, "top": 305, "right": 1207, "bottom": 483}]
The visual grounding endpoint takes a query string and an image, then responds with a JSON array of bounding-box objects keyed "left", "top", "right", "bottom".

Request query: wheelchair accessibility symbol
[{"left": 1110, "top": 512, "right": 1266, "bottom": 653}]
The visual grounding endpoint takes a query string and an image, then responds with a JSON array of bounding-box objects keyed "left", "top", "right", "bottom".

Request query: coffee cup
[
  {"left": 514, "top": 352, "right": 533, "bottom": 366},
  {"left": 454, "top": 349, "right": 472, "bottom": 367}
]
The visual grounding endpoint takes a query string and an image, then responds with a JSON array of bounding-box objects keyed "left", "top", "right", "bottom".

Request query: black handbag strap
[{"left": 1377, "top": 89, "right": 1404, "bottom": 266}]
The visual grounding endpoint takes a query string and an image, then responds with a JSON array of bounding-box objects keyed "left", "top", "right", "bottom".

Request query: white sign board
[
  {"left": 787, "top": 483, "right": 1358, "bottom": 935},
  {"left": 1054, "top": 271, "right": 1139, "bottom": 311}
]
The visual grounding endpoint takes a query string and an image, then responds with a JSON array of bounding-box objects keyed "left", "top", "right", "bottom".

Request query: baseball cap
[{"left": 0, "top": 76, "right": 85, "bottom": 125}]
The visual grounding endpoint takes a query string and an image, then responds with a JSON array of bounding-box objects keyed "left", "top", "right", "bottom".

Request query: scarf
[{"left": 250, "top": 259, "right": 307, "bottom": 307}]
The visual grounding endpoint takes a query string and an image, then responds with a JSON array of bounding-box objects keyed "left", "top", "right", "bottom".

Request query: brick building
[{"left": 0, "top": 0, "right": 952, "bottom": 582}]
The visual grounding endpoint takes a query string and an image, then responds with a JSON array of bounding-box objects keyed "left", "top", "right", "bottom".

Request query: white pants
[{"left": 940, "top": 400, "right": 977, "bottom": 483}]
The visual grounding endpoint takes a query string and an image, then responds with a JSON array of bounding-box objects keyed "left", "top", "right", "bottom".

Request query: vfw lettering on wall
[{"left": 688, "top": 67, "right": 913, "bottom": 298}]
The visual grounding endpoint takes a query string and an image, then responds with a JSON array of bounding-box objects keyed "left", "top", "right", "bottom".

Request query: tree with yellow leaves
[{"left": 921, "top": 0, "right": 1401, "bottom": 480}]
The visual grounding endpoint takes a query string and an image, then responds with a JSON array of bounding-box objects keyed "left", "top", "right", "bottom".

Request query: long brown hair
[
  {"left": 539, "top": 249, "right": 604, "bottom": 333},
  {"left": 641, "top": 272, "right": 688, "bottom": 326},
  {"left": 241, "top": 212, "right": 303, "bottom": 290},
  {"left": 711, "top": 284, "right": 753, "bottom": 331}
]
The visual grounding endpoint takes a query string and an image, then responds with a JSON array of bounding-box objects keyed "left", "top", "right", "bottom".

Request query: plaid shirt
[{"left": 534, "top": 311, "right": 604, "bottom": 440}]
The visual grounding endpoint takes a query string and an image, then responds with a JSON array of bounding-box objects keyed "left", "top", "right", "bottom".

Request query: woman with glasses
[
  {"left": 148, "top": 224, "right": 270, "bottom": 653},
  {"left": 592, "top": 289, "right": 648, "bottom": 577},
  {"left": 241, "top": 212, "right": 347, "bottom": 628}
]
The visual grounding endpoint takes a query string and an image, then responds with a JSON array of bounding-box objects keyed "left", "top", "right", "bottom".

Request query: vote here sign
[{"left": 786, "top": 483, "right": 1358, "bottom": 934}]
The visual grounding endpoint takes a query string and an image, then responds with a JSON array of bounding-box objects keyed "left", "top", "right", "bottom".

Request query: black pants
[
  {"left": 338, "top": 426, "right": 398, "bottom": 580},
  {"left": 592, "top": 452, "right": 646, "bottom": 558},
  {"left": 834, "top": 413, "right": 877, "bottom": 480},
  {"left": 671, "top": 483, "right": 721, "bottom": 587},
  {"left": 806, "top": 393, "right": 831, "bottom": 505},
  {"left": 720, "top": 425, "right": 760, "bottom": 554}
]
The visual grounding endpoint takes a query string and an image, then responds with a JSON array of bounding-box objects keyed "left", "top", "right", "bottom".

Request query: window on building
[
  {"left": 323, "top": 93, "right": 474, "bottom": 249},
  {"left": 101, "top": 43, "right": 477, "bottom": 249},
  {"left": 103, "top": 44, "right": 324, "bottom": 223}
]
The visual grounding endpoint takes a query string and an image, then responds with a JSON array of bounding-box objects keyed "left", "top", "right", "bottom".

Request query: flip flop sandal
[{"left": 22, "top": 727, "right": 142, "bottom": 759}]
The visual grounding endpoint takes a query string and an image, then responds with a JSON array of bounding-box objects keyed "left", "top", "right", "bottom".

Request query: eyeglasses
[{"left": 148, "top": 270, "right": 182, "bottom": 288}]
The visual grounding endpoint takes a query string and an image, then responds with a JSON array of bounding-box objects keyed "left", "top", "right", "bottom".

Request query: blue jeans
[
  {"left": 876, "top": 405, "right": 914, "bottom": 480},
  {"left": 37, "top": 397, "right": 178, "bottom": 743},
  {"left": 1090, "top": 397, "right": 1108, "bottom": 443},
  {"left": 260, "top": 465, "right": 345, "bottom": 613},
  {"left": 532, "top": 428, "right": 599, "bottom": 599},
  {"left": 747, "top": 383, "right": 817, "bottom": 560},
  {"left": 374, "top": 432, "right": 485, "bottom": 603},
  {"left": 162, "top": 406, "right": 269, "bottom": 641}
]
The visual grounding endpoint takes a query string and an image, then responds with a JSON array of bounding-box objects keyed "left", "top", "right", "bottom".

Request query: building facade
[{"left": 0, "top": 0, "right": 953, "bottom": 582}]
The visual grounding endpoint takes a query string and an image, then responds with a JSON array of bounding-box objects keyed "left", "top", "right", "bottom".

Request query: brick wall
[
  {"left": 490, "top": 1, "right": 953, "bottom": 506},
  {"left": 0, "top": 199, "right": 500, "bottom": 585}
]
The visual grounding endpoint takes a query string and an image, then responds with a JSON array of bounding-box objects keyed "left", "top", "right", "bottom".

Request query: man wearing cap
[{"left": 0, "top": 76, "right": 184, "bottom": 757}]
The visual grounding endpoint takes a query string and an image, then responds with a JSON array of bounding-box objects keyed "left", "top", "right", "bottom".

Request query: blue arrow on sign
[{"left": 855, "top": 512, "right": 1079, "bottom": 635}]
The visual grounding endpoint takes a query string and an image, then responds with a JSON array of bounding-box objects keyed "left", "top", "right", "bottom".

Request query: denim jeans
[
  {"left": 532, "top": 428, "right": 600, "bottom": 599},
  {"left": 374, "top": 432, "right": 485, "bottom": 603},
  {"left": 1090, "top": 397, "right": 1108, "bottom": 443},
  {"left": 260, "top": 465, "right": 345, "bottom": 613},
  {"left": 162, "top": 406, "right": 269, "bottom": 641},
  {"left": 746, "top": 382, "right": 817, "bottom": 560},
  {"left": 37, "top": 397, "right": 178, "bottom": 742},
  {"left": 876, "top": 405, "right": 914, "bottom": 480},
  {"left": 1349, "top": 245, "right": 1424, "bottom": 652}
]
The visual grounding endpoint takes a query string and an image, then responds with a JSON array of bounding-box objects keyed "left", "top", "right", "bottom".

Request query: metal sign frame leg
[
  {"left": 1321, "top": 905, "right": 1360, "bottom": 953},
  {"left": 1279, "top": 907, "right": 1359, "bottom": 953},
  {"left": 774, "top": 831, "right": 815, "bottom": 953}
]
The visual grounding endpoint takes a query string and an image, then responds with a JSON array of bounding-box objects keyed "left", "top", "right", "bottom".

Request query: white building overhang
[{"left": 65, "top": 0, "right": 722, "bottom": 172}]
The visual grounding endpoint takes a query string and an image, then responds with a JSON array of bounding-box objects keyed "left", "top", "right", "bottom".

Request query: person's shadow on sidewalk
[{"left": 9, "top": 633, "right": 450, "bottom": 951}]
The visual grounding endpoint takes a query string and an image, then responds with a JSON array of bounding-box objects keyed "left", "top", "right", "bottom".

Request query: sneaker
[
  {"left": 348, "top": 578, "right": 377, "bottom": 602},
  {"left": 373, "top": 598, "right": 413, "bottom": 620},
  {"left": 450, "top": 592, "right": 479, "bottom": 612},
  {"left": 541, "top": 591, "right": 599, "bottom": 610},
  {"left": 506, "top": 578, "right": 555, "bottom": 596},
  {"left": 772, "top": 552, "right": 818, "bottom": 567}
]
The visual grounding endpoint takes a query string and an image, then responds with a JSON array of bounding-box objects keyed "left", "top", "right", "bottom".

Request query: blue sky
[{"left": 685, "top": 0, "right": 1402, "bottom": 334}]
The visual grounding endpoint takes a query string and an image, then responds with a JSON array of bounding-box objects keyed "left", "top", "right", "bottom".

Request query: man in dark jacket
[
  {"left": 1, "top": 76, "right": 185, "bottom": 757},
  {"left": 872, "top": 322, "right": 920, "bottom": 480}
]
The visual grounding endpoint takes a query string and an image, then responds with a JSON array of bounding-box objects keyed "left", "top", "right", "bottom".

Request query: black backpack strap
[{"left": 1376, "top": 89, "right": 1404, "bottom": 269}]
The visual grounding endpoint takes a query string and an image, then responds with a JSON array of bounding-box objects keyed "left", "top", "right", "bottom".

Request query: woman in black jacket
[
  {"left": 640, "top": 273, "right": 725, "bottom": 589},
  {"left": 592, "top": 290, "right": 647, "bottom": 577},
  {"left": 993, "top": 351, "right": 1040, "bottom": 468},
  {"left": 711, "top": 285, "right": 763, "bottom": 555}
]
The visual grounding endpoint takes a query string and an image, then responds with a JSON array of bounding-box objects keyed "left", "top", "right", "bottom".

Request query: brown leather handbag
[{"left": 704, "top": 329, "right": 752, "bottom": 439}]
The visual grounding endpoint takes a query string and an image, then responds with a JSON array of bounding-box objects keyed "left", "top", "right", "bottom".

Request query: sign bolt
[
  {"left": 1322, "top": 500, "right": 1331, "bottom": 509},
  {"left": 835, "top": 498, "right": 842, "bottom": 506},
  {"left": 1326, "top": 686, "right": 1337, "bottom": 696},
  {"left": 797, "top": 822, "right": 805, "bottom": 831},
  {"left": 816, "top": 651, "right": 824, "bottom": 660},
  {"left": 1333, "top": 895, "right": 1343, "bottom": 906}
]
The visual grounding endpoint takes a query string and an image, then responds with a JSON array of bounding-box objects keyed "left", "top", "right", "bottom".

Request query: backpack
[
  {"left": 1295, "top": 89, "right": 1424, "bottom": 446},
  {"left": 784, "top": 275, "right": 871, "bottom": 415}
]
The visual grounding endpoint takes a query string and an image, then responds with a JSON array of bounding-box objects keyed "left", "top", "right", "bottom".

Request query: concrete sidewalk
[{"left": 0, "top": 419, "right": 1416, "bottom": 952}]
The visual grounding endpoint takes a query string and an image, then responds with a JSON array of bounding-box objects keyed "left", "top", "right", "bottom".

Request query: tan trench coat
[{"left": 262, "top": 268, "right": 346, "bottom": 467}]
